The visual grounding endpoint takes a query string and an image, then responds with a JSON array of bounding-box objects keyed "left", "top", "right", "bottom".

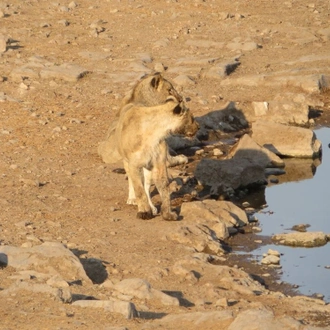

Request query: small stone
[
  {"left": 154, "top": 62, "right": 165, "bottom": 72},
  {"left": 53, "top": 126, "right": 62, "bottom": 132},
  {"left": 215, "top": 298, "right": 228, "bottom": 307},
  {"left": 19, "top": 82, "right": 29, "bottom": 90},
  {"left": 70, "top": 118, "right": 82, "bottom": 124},
  {"left": 267, "top": 249, "right": 280, "bottom": 257},
  {"left": 101, "top": 89, "right": 112, "bottom": 95},
  {"left": 213, "top": 148, "right": 223, "bottom": 156},
  {"left": 261, "top": 255, "right": 280, "bottom": 265},
  {"left": 0, "top": 34, "right": 7, "bottom": 53},
  {"left": 68, "top": 1, "right": 78, "bottom": 9},
  {"left": 47, "top": 275, "right": 69, "bottom": 288},
  {"left": 59, "top": 6, "right": 69, "bottom": 12},
  {"left": 248, "top": 214, "right": 258, "bottom": 222},
  {"left": 194, "top": 298, "right": 206, "bottom": 306},
  {"left": 58, "top": 19, "right": 70, "bottom": 26}
]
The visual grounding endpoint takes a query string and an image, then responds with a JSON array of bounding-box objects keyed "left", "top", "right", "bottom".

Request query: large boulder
[
  {"left": 250, "top": 100, "right": 309, "bottom": 126},
  {"left": 195, "top": 158, "right": 266, "bottom": 195},
  {"left": 166, "top": 224, "right": 227, "bottom": 255},
  {"left": 251, "top": 121, "right": 321, "bottom": 158},
  {"left": 181, "top": 200, "right": 248, "bottom": 237},
  {"left": 110, "top": 278, "right": 179, "bottom": 306},
  {"left": 0, "top": 242, "right": 91, "bottom": 284},
  {"left": 227, "top": 134, "right": 285, "bottom": 168}
]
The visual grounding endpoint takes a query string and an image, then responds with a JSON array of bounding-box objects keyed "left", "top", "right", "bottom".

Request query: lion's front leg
[
  {"left": 127, "top": 162, "right": 153, "bottom": 220},
  {"left": 153, "top": 142, "right": 178, "bottom": 221},
  {"left": 143, "top": 168, "right": 158, "bottom": 216}
]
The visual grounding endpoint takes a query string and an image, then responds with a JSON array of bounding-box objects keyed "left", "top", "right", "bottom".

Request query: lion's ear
[{"left": 150, "top": 73, "right": 162, "bottom": 89}]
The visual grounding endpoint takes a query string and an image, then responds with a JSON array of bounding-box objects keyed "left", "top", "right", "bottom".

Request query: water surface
[{"left": 245, "top": 127, "right": 330, "bottom": 300}]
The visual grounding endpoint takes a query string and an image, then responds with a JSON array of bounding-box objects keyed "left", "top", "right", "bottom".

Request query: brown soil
[{"left": 1, "top": 0, "right": 330, "bottom": 329}]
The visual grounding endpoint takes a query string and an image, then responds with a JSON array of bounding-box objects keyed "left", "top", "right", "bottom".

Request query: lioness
[
  {"left": 98, "top": 72, "right": 188, "bottom": 166},
  {"left": 116, "top": 97, "right": 199, "bottom": 221}
]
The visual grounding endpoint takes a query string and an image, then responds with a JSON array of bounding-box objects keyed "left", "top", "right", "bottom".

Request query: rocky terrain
[{"left": 1, "top": 0, "right": 330, "bottom": 329}]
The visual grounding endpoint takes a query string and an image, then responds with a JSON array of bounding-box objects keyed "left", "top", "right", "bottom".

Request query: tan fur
[
  {"left": 116, "top": 98, "right": 199, "bottom": 220},
  {"left": 98, "top": 73, "right": 185, "bottom": 165}
]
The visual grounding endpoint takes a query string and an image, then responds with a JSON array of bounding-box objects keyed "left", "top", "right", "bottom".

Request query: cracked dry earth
[{"left": 1, "top": 0, "right": 330, "bottom": 329}]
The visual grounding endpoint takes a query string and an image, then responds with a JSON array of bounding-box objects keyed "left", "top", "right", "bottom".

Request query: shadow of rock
[
  {"left": 138, "top": 311, "right": 168, "bottom": 320},
  {"left": 80, "top": 257, "right": 108, "bottom": 284},
  {"left": 71, "top": 294, "right": 98, "bottom": 302},
  {"left": 162, "top": 290, "right": 195, "bottom": 307},
  {"left": 195, "top": 157, "right": 267, "bottom": 197},
  {"left": 196, "top": 102, "right": 249, "bottom": 136},
  {"left": 0, "top": 253, "right": 8, "bottom": 267}
]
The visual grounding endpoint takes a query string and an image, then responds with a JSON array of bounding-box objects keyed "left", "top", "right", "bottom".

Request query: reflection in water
[
  {"left": 269, "top": 157, "right": 320, "bottom": 185},
  {"left": 243, "top": 127, "right": 330, "bottom": 301}
]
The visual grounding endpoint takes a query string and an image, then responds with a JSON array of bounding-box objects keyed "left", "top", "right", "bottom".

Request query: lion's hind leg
[
  {"left": 124, "top": 161, "right": 137, "bottom": 206},
  {"left": 153, "top": 143, "right": 178, "bottom": 221}
]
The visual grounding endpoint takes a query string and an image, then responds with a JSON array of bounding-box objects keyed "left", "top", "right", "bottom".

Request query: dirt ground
[{"left": 1, "top": 0, "right": 330, "bottom": 329}]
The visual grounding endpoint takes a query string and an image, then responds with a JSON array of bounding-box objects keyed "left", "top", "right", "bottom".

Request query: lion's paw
[
  {"left": 162, "top": 211, "right": 178, "bottom": 221},
  {"left": 127, "top": 198, "right": 137, "bottom": 205},
  {"left": 137, "top": 211, "right": 153, "bottom": 220}
]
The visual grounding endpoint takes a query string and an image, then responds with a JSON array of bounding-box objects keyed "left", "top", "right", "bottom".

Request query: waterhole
[{"left": 241, "top": 127, "right": 330, "bottom": 301}]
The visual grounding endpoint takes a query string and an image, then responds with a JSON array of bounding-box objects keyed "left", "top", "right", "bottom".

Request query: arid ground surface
[{"left": 1, "top": 0, "right": 330, "bottom": 329}]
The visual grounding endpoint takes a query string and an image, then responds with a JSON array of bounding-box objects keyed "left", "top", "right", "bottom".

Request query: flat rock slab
[
  {"left": 72, "top": 299, "right": 137, "bottom": 319},
  {"left": 194, "top": 157, "right": 266, "bottom": 194},
  {"left": 0, "top": 242, "right": 91, "bottom": 284},
  {"left": 251, "top": 121, "right": 322, "bottom": 158},
  {"left": 181, "top": 199, "right": 248, "bottom": 237},
  {"left": 142, "top": 310, "right": 234, "bottom": 330},
  {"left": 251, "top": 100, "right": 309, "bottom": 125},
  {"left": 220, "top": 73, "right": 330, "bottom": 93},
  {"left": 112, "top": 278, "right": 179, "bottom": 306},
  {"left": 39, "top": 63, "right": 89, "bottom": 82},
  {"left": 166, "top": 223, "right": 226, "bottom": 255},
  {"left": 228, "top": 308, "right": 311, "bottom": 330},
  {"left": 227, "top": 133, "right": 285, "bottom": 168},
  {"left": 272, "top": 231, "right": 328, "bottom": 247}
]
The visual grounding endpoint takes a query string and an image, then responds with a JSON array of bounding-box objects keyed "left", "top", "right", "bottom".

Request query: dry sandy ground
[{"left": 1, "top": 0, "right": 330, "bottom": 329}]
